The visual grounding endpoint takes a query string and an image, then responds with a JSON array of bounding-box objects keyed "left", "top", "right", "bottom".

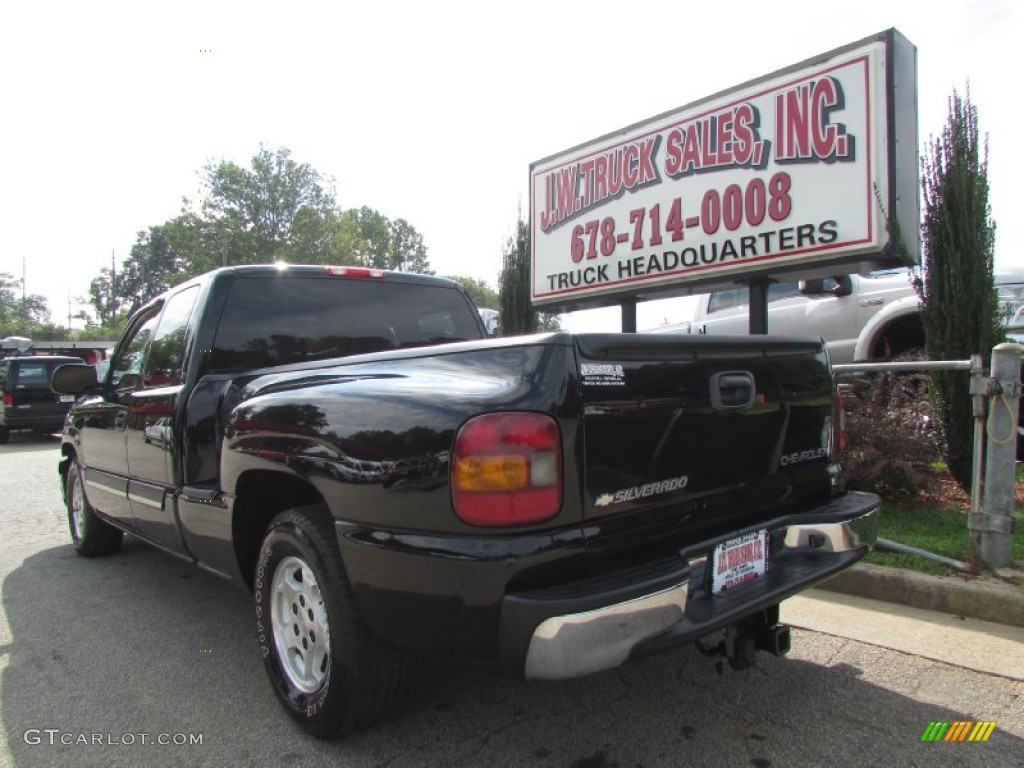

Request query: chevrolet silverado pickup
[{"left": 52, "top": 264, "right": 879, "bottom": 738}]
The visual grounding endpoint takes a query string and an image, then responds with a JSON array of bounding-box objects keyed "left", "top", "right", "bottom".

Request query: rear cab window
[{"left": 210, "top": 276, "right": 482, "bottom": 372}]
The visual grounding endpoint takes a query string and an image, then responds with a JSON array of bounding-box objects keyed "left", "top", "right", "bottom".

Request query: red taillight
[
  {"left": 325, "top": 266, "right": 385, "bottom": 278},
  {"left": 2, "top": 393, "right": 12, "bottom": 407},
  {"left": 452, "top": 412, "right": 562, "bottom": 527}
]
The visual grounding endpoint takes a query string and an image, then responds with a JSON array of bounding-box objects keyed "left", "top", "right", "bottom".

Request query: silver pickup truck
[{"left": 651, "top": 270, "right": 922, "bottom": 364}]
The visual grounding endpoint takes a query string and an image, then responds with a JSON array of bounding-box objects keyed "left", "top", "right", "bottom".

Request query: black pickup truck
[{"left": 53, "top": 264, "right": 879, "bottom": 737}]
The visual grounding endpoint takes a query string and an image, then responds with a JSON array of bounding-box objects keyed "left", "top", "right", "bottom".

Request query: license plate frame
[{"left": 710, "top": 529, "right": 768, "bottom": 594}]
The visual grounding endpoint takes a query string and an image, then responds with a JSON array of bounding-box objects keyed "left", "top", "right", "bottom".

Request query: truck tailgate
[{"left": 575, "top": 333, "right": 836, "bottom": 543}]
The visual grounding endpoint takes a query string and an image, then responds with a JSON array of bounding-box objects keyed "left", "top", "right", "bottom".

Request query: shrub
[{"left": 842, "top": 369, "right": 944, "bottom": 499}]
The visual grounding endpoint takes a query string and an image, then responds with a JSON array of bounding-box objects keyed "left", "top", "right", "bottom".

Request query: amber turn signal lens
[{"left": 454, "top": 455, "right": 528, "bottom": 491}]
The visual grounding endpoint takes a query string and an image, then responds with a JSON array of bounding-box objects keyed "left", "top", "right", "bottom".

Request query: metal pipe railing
[
  {"left": 833, "top": 360, "right": 973, "bottom": 374},
  {"left": 833, "top": 356, "right": 985, "bottom": 574},
  {"left": 875, "top": 537, "right": 973, "bottom": 573}
]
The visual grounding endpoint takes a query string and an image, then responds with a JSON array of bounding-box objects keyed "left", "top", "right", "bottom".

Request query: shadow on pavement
[
  {"left": 2, "top": 538, "right": 1022, "bottom": 768},
  {"left": 0, "top": 432, "right": 62, "bottom": 454}
]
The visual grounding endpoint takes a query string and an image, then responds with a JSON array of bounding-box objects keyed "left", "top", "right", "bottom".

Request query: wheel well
[
  {"left": 869, "top": 314, "right": 925, "bottom": 360},
  {"left": 233, "top": 470, "right": 328, "bottom": 590},
  {"left": 59, "top": 445, "right": 76, "bottom": 496}
]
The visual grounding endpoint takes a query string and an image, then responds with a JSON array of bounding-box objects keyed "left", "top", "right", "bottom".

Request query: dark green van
[{"left": 0, "top": 356, "right": 84, "bottom": 443}]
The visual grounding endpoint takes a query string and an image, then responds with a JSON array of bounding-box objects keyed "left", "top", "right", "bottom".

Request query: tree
[
  {"left": 196, "top": 145, "right": 341, "bottom": 267},
  {"left": 115, "top": 223, "right": 190, "bottom": 312},
  {"left": 86, "top": 269, "right": 121, "bottom": 327},
  {"left": 0, "top": 272, "right": 56, "bottom": 338},
  {"left": 82, "top": 146, "right": 436, "bottom": 323},
  {"left": 341, "top": 207, "right": 433, "bottom": 273},
  {"left": 498, "top": 217, "right": 560, "bottom": 335},
  {"left": 913, "top": 88, "right": 1000, "bottom": 490},
  {"left": 498, "top": 219, "right": 537, "bottom": 335},
  {"left": 445, "top": 275, "right": 498, "bottom": 309}
]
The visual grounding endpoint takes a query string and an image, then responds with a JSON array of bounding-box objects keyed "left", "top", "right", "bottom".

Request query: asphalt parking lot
[{"left": 1, "top": 433, "right": 1022, "bottom": 768}]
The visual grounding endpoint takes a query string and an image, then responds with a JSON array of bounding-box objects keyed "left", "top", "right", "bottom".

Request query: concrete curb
[{"left": 818, "top": 562, "right": 1024, "bottom": 628}]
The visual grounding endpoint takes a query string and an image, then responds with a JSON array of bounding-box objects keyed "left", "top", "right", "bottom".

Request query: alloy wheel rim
[
  {"left": 70, "top": 473, "right": 86, "bottom": 541},
  {"left": 270, "top": 555, "right": 331, "bottom": 694}
]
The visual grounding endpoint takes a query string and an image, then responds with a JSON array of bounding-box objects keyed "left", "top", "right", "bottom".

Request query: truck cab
[{"left": 652, "top": 270, "right": 923, "bottom": 363}]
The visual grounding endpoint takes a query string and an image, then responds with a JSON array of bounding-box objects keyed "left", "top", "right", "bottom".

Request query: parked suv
[
  {"left": 650, "top": 270, "right": 923, "bottom": 364},
  {"left": 0, "top": 355, "right": 82, "bottom": 443}
]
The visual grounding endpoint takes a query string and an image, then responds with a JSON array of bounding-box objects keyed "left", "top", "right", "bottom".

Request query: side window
[
  {"left": 708, "top": 283, "right": 801, "bottom": 314},
  {"left": 767, "top": 282, "right": 800, "bottom": 302},
  {"left": 143, "top": 286, "right": 199, "bottom": 387},
  {"left": 111, "top": 309, "right": 161, "bottom": 388},
  {"left": 708, "top": 288, "right": 747, "bottom": 314}
]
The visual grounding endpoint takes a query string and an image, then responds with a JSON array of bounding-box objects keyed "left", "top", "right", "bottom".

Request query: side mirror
[
  {"left": 52, "top": 364, "right": 98, "bottom": 395},
  {"left": 832, "top": 276, "right": 854, "bottom": 297},
  {"left": 799, "top": 276, "right": 854, "bottom": 297}
]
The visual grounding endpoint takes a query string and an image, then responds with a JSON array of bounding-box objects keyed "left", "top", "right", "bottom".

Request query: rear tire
[
  {"left": 254, "top": 506, "right": 405, "bottom": 738},
  {"left": 66, "top": 461, "right": 124, "bottom": 557},
  {"left": 0, "top": 426, "right": 9, "bottom": 444}
]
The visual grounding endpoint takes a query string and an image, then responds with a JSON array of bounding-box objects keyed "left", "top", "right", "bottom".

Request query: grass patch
[{"left": 865, "top": 503, "right": 1024, "bottom": 580}]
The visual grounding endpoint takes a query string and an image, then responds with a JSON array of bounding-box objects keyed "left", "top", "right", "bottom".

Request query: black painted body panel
[{"left": 60, "top": 264, "right": 854, "bottom": 672}]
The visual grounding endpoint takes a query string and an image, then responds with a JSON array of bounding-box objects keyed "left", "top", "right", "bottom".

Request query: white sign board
[{"left": 530, "top": 29, "right": 918, "bottom": 310}]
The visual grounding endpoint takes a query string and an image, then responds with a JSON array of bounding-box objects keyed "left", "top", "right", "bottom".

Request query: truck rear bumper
[{"left": 503, "top": 492, "right": 879, "bottom": 680}]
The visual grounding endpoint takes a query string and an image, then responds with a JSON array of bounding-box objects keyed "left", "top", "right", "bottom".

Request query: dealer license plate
[{"left": 711, "top": 529, "right": 768, "bottom": 594}]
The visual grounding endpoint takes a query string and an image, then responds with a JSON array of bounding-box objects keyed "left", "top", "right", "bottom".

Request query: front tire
[
  {"left": 66, "top": 461, "right": 123, "bottom": 557},
  {"left": 254, "top": 506, "right": 405, "bottom": 738}
]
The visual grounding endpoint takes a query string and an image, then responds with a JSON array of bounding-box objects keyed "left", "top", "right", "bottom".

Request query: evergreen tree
[
  {"left": 498, "top": 218, "right": 538, "bottom": 335},
  {"left": 913, "top": 88, "right": 1000, "bottom": 490}
]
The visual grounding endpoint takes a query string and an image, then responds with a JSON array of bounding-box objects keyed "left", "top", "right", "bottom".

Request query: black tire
[
  {"left": 0, "top": 426, "right": 9, "bottom": 444},
  {"left": 254, "top": 506, "right": 405, "bottom": 738},
  {"left": 66, "top": 460, "right": 123, "bottom": 557}
]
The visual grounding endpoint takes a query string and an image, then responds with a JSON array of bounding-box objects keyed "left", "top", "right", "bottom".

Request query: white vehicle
[{"left": 649, "top": 270, "right": 923, "bottom": 364}]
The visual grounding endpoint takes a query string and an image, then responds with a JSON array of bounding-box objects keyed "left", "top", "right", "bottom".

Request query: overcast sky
[{"left": 1, "top": 0, "right": 1020, "bottom": 332}]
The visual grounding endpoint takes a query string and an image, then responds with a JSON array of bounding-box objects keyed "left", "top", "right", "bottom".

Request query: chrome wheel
[
  {"left": 69, "top": 470, "right": 86, "bottom": 542},
  {"left": 270, "top": 555, "right": 331, "bottom": 694}
]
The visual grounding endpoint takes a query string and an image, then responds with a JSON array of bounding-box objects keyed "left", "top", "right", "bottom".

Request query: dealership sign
[{"left": 529, "top": 29, "right": 918, "bottom": 310}]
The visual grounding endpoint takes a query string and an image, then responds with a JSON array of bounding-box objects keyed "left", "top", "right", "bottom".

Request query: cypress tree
[
  {"left": 915, "top": 88, "right": 1000, "bottom": 490},
  {"left": 498, "top": 217, "right": 539, "bottom": 335}
]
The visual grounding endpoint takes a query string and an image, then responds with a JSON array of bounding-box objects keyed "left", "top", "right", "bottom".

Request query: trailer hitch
[{"left": 696, "top": 604, "right": 791, "bottom": 672}]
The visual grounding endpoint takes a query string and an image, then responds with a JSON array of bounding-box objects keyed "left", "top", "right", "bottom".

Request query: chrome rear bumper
[{"left": 515, "top": 497, "right": 879, "bottom": 681}]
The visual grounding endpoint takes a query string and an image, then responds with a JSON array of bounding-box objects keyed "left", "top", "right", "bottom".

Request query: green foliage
[
  {"left": 0, "top": 272, "right": 57, "bottom": 338},
  {"left": 913, "top": 89, "right": 1000, "bottom": 491},
  {"left": 340, "top": 207, "right": 433, "bottom": 273},
  {"left": 497, "top": 217, "right": 560, "bottom": 335},
  {"left": 84, "top": 146, "right": 437, "bottom": 326},
  {"left": 117, "top": 223, "right": 190, "bottom": 312},
  {"left": 498, "top": 218, "right": 537, "bottom": 335},
  {"left": 865, "top": 504, "right": 1023, "bottom": 578},
  {"left": 198, "top": 145, "right": 340, "bottom": 267},
  {"left": 445, "top": 275, "right": 498, "bottom": 309},
  {"left": 71, "top": 320, "right": 128, "bottom": 342},
  {"left": 87, "top": 269, "right": 120, "bottom": 328}
]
